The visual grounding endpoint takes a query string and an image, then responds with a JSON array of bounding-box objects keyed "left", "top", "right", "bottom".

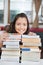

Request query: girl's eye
[
  {"left": 17, "top": 23, "right": 21, "bottom": 25},
  {"left": 23, "top": 24, "right": 27, "bottom": 26}
]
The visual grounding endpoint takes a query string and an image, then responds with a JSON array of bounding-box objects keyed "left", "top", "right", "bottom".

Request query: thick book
[
  {"left": 22, "top": 35, "right": 40, "bottom": 38},
  {"left": 5, "top": 45, "right": 20, "bottom": 48},
  {"left": 2, "top": 47, "right": 20, "bottom": 51},
  {"left": 20, "top": 46, "right": 41, "bottom": 62},
  {"left": 22, "top": 42, "right": 41, "bottom": 46},
  {"left": 22, "top": 51, "right": 41, "bottom": 62},
  {"left": 2, "top": 50, "right": 20, "bottom": 56},
  {"left": 1, "top": 55, "right": 19, "bottom": 62},
  {"left": 22, "top": 35, "right": 41, "bottom": 46},
  {"left": 20, "top": 46, "right": 41, "bottom": 52},
  {"left": 7, "top": 34, "right": 21, "bottom": 40},
  {"left": 3, "top": 41, "right": 20, "bottom": 46}
]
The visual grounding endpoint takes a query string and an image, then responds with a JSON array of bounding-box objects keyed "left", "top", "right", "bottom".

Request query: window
[
  {"left": 10, "top": 0, "right": 33, "bottom": 23},
  {"left": 0, "top": 0, "right": 4, "bottom": 24},
  {"left": 0, "top": 0, "right": 9, "bottom": 26}
]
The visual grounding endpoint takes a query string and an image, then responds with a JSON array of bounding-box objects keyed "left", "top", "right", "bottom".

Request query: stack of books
[
  {"left": 1, "top": 34, "right": 21, "bottom": 62},
  {"left": 20, "top": 35, "right": 41, "bottom": 62},
  {"left": 22, "top": 35, "right": 41, "bottom": 46},
  {"left": 0, "top": 34, "right": 41, "bottom": 62}
]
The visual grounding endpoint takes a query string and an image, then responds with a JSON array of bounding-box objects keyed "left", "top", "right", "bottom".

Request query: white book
[
  {"left": 22, "top": 35, "right": 40, "bottom": 38},
  {"left": 5, "top": 39, "right": 20, "bottom": 42},
  {"left": 2, "top": 51, "right": 20, "bottom": 56},
  {"left": 30, "top": 48, "right": 41, "bottom": 52},
  {"left": 8, "top": 34, "right": 21, "bottom": 40},
  {"left": 21, "top": 47, "right": 41, "bottom": 52},
  {"left": 22, "top": 57, "right": 40, "bottom": 62},
  {"left": 23, "top": 42, "right": 41, "bottom": 46},
  {"left": 6, "top": 45, "right": 20, "bottom": 48},
  {"left": 22, "top": 51, "right": 40, "bottom": 62},
  {"left": 1, "top": 56, "right": 19, "bottom": 62},
  {"left": 2, "top": 48, "right": 20, "bottom": 51},
  {"left": 22, "top": 50, "right": 41, "bottom": 54},
  {"left": 3, "top": 41, "right": 20, "bottom": 46}
]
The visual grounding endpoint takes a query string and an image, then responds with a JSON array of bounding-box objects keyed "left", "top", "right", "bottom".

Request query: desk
[{"left": 0, "top": 59, "right": 43, "bottom": 65}]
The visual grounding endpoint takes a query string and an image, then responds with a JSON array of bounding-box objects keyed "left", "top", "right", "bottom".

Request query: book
[
  {"left": 22, "top": 35, "right": 41, "bottom": 46},
  {"left": 20, "top": 45, "right": 41, "bottom": 62},
  {"left": 2, "top": 50, "right": 20, "bottom": 56},
  {"left": 5, "top": 45, "right": 20, "bottom": 48},
  {"left": 8, "top": 34, "right": 21, "bottom": 40},
  {"left": 20, "top": 46, "right": 41, "bottom": 52},
  {"left": 22, "top": 51, "right": 41, "bottom": 62},
  {"left": 22, "top": 35, "right": 40, "bottom": 38},
  {"left": 2, "top": 47, "right": 20, "bottom": 51},
  {"left": 3, "top": 41, "right": 20, "bottom": 46},
  {"left": 23, "top": 42, "right": 41, "bottom": 46},
  {"left": 1, "top": 55, "right": 19, "bottom": 62}
]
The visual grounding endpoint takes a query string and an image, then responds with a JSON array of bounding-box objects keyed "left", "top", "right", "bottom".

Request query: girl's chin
[{"left": 18, "top": 32, "right": 23, "bottom": 35}]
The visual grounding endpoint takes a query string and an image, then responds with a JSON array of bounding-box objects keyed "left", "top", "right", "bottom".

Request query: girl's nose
[{"left": 20, "top": 25, "right": 23, "bottom": 29}]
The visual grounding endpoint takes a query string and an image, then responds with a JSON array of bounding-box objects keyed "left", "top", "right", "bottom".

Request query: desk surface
[{"left": 0, "top": 59, "right": 43, "bottom": 65}]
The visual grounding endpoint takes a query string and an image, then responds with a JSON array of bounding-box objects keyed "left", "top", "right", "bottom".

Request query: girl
[
  {"left": 0, "top": 13, "right": 36, "bottom": 47},
  {"left": 7, "top": 13, "right": 36, "bottom": 35}
]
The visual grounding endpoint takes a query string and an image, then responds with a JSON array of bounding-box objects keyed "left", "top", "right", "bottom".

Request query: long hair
[{"left": 9, "top": 13, "right": 29, "bottom": 34}]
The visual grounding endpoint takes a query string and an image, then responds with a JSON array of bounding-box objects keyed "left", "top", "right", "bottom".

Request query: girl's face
[{"left": 15, "top": 17, "right": 27, "bottom": 34}]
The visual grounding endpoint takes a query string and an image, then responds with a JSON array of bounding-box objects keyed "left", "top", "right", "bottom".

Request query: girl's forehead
[{"left": 16, "top": 17, "right": 27, "bottom": 23}]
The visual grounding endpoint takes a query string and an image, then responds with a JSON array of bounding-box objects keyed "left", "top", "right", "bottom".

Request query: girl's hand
[
  {"left": 0, "top": 32, "right": 9, "bottom": 41},
  {"left": 28, "top": 32, "right": 37, "bottom": 36}
]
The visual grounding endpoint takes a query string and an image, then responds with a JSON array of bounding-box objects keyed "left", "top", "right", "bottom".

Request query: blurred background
[{"left": 0, "top": 0, "right": 43, "bottom": 28}]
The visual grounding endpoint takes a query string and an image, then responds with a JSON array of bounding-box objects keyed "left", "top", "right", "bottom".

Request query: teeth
[{"left": 21, "top": 30, "right": 23, "bottom": 31}]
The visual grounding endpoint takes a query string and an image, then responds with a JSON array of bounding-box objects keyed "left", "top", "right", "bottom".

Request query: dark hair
[{"left": 9, "top": 13, "right": 29, "bottom": 34}]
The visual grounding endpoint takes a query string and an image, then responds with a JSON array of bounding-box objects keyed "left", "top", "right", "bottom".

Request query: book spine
[{"left": 19, "top": 48, "right": 22, "bottom": 63}]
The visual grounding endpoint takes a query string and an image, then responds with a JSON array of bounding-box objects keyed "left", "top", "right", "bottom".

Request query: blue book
[{"left": 20, "top": 48, "right": 30, "bottom": 51}]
